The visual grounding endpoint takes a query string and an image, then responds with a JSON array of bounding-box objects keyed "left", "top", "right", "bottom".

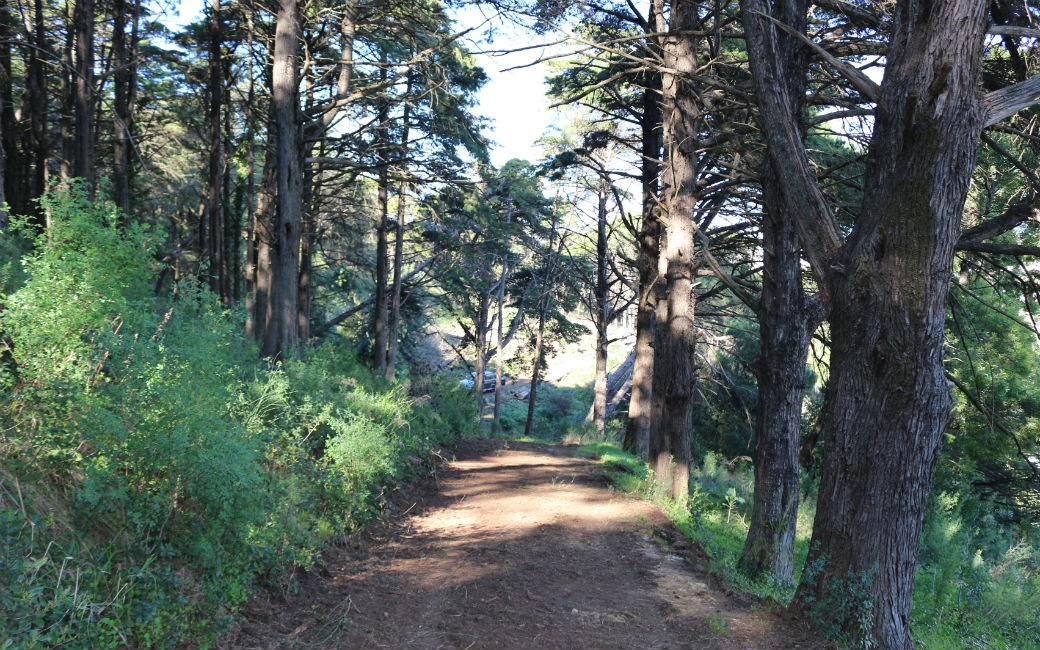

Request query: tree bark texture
[
  {"left": 112, "top": 0, "right": 133, "bottom": 218},
  {"left": 738, "top": 0, "right": 812, "bottom": 583},
  {"left": 372, "top": 57, "right": 390, "bottom": 373},
  {"left": 648, "top": 0, "right": 699, "bottom": 501},
  {"left": 624, "top": 0, "right": 665, "bottom": 460},
  {"left": 206, "top": 0, "right": 226, "bottom": 302},
  {"left": 26, "top": 0, "right": 48, "bottom": 225},
  {"left": 738, "top": 179, "right": 812, "bottom": 582},
  {"left": 256, "top": 0, "right": 303, "bottom": 359},
  {"left": 60, "top": 2, "right": 74, "bottom": 182},
  {"left": 73, "top": 0, "right": 95, "bottom": 193},
  {"left": 743, "top": 0, "right": 989, "bottom": 646}
]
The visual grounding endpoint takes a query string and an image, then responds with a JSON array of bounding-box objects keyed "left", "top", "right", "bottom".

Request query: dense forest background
[{"left": 1, "top": 0, "right": 1040, "bottom": 648}]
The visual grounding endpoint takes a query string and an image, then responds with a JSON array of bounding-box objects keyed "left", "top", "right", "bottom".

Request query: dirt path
[{"left": 223, "top": 439, "right": 822, "bottom": 650}]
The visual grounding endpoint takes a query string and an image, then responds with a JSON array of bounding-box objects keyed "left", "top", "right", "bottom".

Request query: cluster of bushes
[{"left": 0, "top": 187, "right": 475, "bottom": 649}]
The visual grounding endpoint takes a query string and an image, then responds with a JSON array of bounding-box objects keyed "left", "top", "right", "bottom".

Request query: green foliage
[
  {"left": 911, "top": 490, "right": 1040, "bottom": 649},
  {"left": 798, "top": 547, "right": 876, "bottom": 650},
  {"left": 0, "top": 187, "right": 476, "bottom": 649}
]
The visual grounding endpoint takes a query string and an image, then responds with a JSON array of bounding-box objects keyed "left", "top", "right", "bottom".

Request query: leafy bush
[{"left": 0, "top": 187, "right": 476, "bottom": 648}]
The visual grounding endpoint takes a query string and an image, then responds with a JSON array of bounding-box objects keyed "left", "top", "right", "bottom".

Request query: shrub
[{"left": 0, "top": 187, "right": 476, "bottom": 648}]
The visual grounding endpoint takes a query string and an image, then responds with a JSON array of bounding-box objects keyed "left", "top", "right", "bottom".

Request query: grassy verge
[
  {"left": 573, "top": 442, "right": 809, "bottom": 605},
  {"left": 572, "top": 441, "right": 1040, "bottom": 650}
]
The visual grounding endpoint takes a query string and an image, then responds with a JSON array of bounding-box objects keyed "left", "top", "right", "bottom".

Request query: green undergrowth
[
  {"left": 577, "top": 441, "right": 1040, "bottom": 649},
  {"left": 575, "top": 443, "right": 809, "bottom": 604},
  {"left": 0, "top": 186, "right": 477, "bottom": 649}
]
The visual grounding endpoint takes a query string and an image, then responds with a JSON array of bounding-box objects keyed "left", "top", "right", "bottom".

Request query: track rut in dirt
[{"left": 223, "top": 438, "right": 822, "bottom": 650}]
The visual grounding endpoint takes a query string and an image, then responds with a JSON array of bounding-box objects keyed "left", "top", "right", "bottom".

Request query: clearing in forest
[{"left": 225, "top": 439, "right": 823, "bottom": 650}]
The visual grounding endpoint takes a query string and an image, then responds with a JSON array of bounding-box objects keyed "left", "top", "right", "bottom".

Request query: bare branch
[{"left": 983, "top": 74, "right": 1040, "bottom": 127}]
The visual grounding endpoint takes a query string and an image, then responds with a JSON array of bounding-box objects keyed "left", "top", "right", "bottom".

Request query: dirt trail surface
[{"left": 224, "top": 439, "right": 822, "bottom": 650}]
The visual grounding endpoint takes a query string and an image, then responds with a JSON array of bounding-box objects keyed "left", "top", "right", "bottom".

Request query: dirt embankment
[{"left": 222, "top": 439, "right": 822, "bottom": 650}]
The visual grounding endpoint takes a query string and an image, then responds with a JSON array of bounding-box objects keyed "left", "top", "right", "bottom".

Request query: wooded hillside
[{"left": 1, "top": 0, "right": 1040, "bottom": 648}]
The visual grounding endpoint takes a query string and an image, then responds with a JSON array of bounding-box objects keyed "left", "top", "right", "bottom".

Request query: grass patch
[{"left": 574, "top": 442, "right": 811, "bottom": 606}]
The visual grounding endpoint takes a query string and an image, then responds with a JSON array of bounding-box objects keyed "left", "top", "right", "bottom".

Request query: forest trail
[{"left": 224, "top": 439, "right": 822, "bottom": 650}]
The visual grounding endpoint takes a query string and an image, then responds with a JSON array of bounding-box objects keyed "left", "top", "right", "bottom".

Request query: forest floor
[{"left": 221, "top": 439, "right": 824, "bottom": 650}]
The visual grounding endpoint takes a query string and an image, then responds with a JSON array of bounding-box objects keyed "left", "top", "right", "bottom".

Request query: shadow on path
[{"left": 222, "top": 439, "right": 822, "bottom": 650}]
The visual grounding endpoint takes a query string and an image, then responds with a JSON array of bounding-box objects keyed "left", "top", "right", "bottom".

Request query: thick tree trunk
[
  {"left": 73, "top": 0, "right": 95, "bottom": 193},
  {"left": 738, "top": 0, "right": 812, "bottom": 583},
  {"left": 738, "top": 182, "right": 812, "bottom": 581},
  {"left": 742, "top": 0, "right": 989, "bottom": 646},
  {"left": 624, "top": 0, "right": 664, "bottom": 459},
  {"left": 256, "top": 0, "right": 303, "bottom": 359},
  {"left": 205, "top": 0, "right": 226, "bottom": 302},
  {"left": 647, "top": 0, "right": 699, "bottom": 501}
]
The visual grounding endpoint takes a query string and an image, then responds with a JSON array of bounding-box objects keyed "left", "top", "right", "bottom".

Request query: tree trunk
[
  {"left": 244, "top": 9, "right": 259, "bottom": 337},
  {"left": 493, "top": 260, "right": 508, "bottom": 425},
  {"left": 386, "top": 67, "right": 412, "bottom": 381},
  {"left": 386, "top": 181, "right": 407, "bottom": 379},
  {"left": 112, "top": 0, "right": 132, "bottom": 218},
  {"left": 0, "top": 7, "right": 9, "bottom": 229},
  {"left": 205, "top": 0, "right": 226, "bottom": 302},
  {"left": 26, "top": 0, "right": 48, "bottom": 226},
  {"left": 624, "top": 0, "right": 664, "bottom": 459},
  {"left": 256, "top": 0, "right": 303, "bottom": 359},
  {"left": 372, "top": 156, "right": 390, "bottom": 373},
  {"left": 223, "top": 77, "right": 236, "bottom": 303},
  {"left": 524, "top": 298, "right": 549, "bottom": 439},
  {"left": 589, "top": 183, "right": 609, "bottom": 431},
  {"left": 648, "top": 0, "right": 699, "bottom": 501},
  {"left": 473, "top": 289, "right": 491, "bottom": 417},
  {"left": 372, "top": 57, "right": 390, "bottom": 373},
  {"left": 742, "top": 0, "right": 990, "bottom": 645},
  {"left": 298, "top": 176, "right": 314, "bottom": 339},
  {"left": 73, "top": 0, "right": 95, "bottom": 193},
  {"left": 60, "top": 1, "right": 74, "bottom": 182},
  {"left": 738, "top": 0, "right": 812, "bottom": 583},
  {"left": 738, "top": 179, "right": 812, "bottom": 581},
  {"left": 0, "top": 6, "right": 19, "bottom": 224}
]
